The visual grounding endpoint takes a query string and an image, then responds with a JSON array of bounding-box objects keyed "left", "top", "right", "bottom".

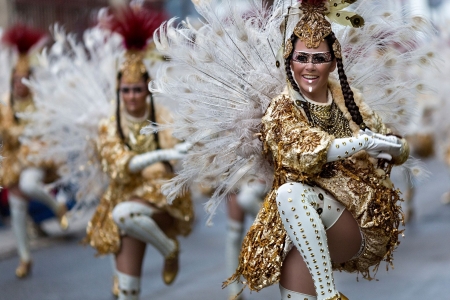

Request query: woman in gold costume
[
  {"left": 82, "top": 7, "right": 194, "bottom": 300},
  {"left": 0, "top": 24, "right": 67, "bottom": 279},
  {"left": 151, "top": 0, "right": 435, "bottom": 299},
  {"left": 228, "top": 1, "right": 415, "bottom": 299}
]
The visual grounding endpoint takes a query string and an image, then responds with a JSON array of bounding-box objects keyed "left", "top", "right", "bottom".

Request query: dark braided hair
[
  {"left": 116, "top": 72, "right": 128, "bottom": 147},
  {"left": 285, "top": 32, "right": 366, "bottom": 129},
  {"left": 116, "top": 71, "right": 174, "bottom": 172},
  {"left": 9, "top": 71, "right": 17, "bottom": 123},
  {"left": 10, "top": 69, "right": 32, "bottom": 123},
  {"left": 284, "top": 35, "right": 313, "bottom": 122}
]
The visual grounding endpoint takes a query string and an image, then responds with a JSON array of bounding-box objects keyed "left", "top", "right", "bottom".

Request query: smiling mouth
[{"left": 302, "top": 75, "right": 319, "bottom": 80}]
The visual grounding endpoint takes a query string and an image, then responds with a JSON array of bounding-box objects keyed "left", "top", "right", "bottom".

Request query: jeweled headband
[{"left": 283, "top": 0, "right": 364, "bottom": 59}]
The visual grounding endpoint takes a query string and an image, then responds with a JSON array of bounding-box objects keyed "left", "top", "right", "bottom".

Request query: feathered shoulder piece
[
  {"left": 100, "top": 5, "right": 166, "bottom": 83},
  {"left": 1, "top": 24, "right": 47, "bottom": 74},
  {"left": 150, "top": 0, "right": 285, "bottom": 223}
]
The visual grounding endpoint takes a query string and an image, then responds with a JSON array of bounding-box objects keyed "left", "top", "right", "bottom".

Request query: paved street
[{"left": 0, "top": 157, "right": 449, "bottom": 300}]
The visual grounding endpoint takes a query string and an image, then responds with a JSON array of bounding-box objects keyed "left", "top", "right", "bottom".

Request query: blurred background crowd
[{"left": 0, "top": 0, "right": 445, "bottom": 35}]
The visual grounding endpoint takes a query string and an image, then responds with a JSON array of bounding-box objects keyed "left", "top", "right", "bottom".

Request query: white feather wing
[
  {"left": 334, "top": 1, "right": 438, "bottom": 133},
  {"left": 21, "top": 26, "right": 122, "bottom": 211},
  {"left": 149, "top": 0, "right": 285, "bottom": 221}
]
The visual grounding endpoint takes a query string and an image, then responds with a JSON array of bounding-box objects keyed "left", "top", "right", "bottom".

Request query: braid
[
  {"left": 285, "top": 35, "right": 300, "bottom": 94},
  {"left": 9, "top": 72, "right": 18, "bottom": 123},
  {"left": 325, "top": 32, "right": 367, "bottom": 129},
  {"left": 148, "top": 84, "right": 160, "bottom": 150},
  {"left": 285, "top": 34, "right": 313, "bottom": 122},
  {"left": 116, "top": 72, "right": 130, "bottom": 149},
  {"left": 10, "top": 69, "right": 33, "bottom": 123}
]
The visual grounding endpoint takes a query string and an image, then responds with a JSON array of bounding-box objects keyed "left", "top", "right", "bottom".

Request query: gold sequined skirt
[
  {"left": 0, "top": 146, "right": 58, "bottom": 187},
  {"left": 84, "top": 174, "right": 194, "bottom": 255},
  {"left": 0, "top": 153, "right": 22, "bottom": 187},
  {"left": 316, "top": 162, "right": 403, "bottom": 278},
  {"left": 227, "top": 160, "right": 403, "bottom": 291}
]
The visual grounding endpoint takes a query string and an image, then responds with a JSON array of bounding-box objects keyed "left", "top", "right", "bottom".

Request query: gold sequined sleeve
[
  {"left": 97, "top": 119, "right": 136, "bottom": 183},
  {"left": 262, "top": 94, "right": 334, "bottom": 176}
]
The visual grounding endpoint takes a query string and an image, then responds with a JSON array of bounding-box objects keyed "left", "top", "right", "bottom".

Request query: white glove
[
  {"left": 361, "top": 129, "right": 404, "bottom": 158},
  {"left": 128, "top": 148, "right": 186, "bottom": 173},
  {"left": 327, "top": 130, "right": 401, "bottom": 162}
]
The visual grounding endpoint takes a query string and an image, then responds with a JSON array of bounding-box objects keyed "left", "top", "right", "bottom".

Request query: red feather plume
[
  {"left": 2, "top": 24, "right": 47, "bottom": 54},
  {"left": 102, "top": 6, "right": 166, "bottom": 51}
]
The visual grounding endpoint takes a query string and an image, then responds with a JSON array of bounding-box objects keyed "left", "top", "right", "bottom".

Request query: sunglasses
[
  {"left": 292, "top": 51, "right": 333, "bottom": 64},
  {"left": 119, "top": 86, "right": 146, "bottom": 94}
]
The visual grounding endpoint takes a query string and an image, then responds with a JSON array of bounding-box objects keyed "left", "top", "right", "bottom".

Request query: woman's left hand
[{"left": 359, "top": 129, "right": 406, "bottom": 161}]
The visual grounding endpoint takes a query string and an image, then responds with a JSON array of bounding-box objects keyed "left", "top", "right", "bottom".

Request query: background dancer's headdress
[
  {"left": 2, "top": 23, "right": 47, "bottom": 76},
  {"left": 1, "top": 24, "right": 47, "bottom": 120},
  {"left": 100, "top": 5, "right": 165, "bottom": 145},
  {"left": 101, "top": 5, "right": 165, "bottom": 84}
]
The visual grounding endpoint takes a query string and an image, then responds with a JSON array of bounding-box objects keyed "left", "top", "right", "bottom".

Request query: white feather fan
[
  {"left": 20, "top": 25, "right": 123, "bottom": 212},
  {"left": 148, "top": 0, "right": 437, "bottom": 222}
]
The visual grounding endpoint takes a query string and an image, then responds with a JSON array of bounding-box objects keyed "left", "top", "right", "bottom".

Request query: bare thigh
[{"left": 280, "top": 210, "right": 362, "bottom": 293}]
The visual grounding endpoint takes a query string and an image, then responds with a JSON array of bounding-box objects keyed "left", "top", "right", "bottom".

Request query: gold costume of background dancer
[
  {"left": 82, "top": 6, "right": 194, "bottom": 300},
  {"left": 0, "top": 24, "right": 67, "bottom": 279}
]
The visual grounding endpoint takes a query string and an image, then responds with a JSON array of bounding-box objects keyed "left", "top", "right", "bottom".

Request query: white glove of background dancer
[
  {"left": 128, "top": 142, "right": 191, "bottom": 173},
  {"left": 326, "top": 131, "right": 402, "bottom": 162}
]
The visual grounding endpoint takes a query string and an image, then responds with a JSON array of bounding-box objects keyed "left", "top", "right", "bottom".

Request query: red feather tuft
[
  {"left": 2, "top": 24, "right": 47, "bottom": 54},
  {"left": 302, "top": 0, "right": 327, "bottom": 6},
  {"left": 102, "top": 7, "right": 166, "bottom": 51}
]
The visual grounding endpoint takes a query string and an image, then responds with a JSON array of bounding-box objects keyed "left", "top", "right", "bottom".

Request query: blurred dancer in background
[
  {"left": 21, "top": 5, "right": 194, "bottom": 299},
  {"left": 85, "top": 7, "right": 194, "bottom": 298},
  {"left": 0, "top": 24, "right": 68, "bottom": 279}
]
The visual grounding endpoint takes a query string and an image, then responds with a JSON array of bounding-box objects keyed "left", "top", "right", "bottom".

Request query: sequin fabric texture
[{"left": 0, "top": 96, "right": 58, "bottom": 187}]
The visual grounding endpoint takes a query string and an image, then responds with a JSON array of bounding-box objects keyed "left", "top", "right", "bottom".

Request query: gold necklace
[
  {"left": 126, "top": 119, "right": 157, "bottom": 154},
  {"left": 307, "top": 100, "right": 353, "bottom": 138}
]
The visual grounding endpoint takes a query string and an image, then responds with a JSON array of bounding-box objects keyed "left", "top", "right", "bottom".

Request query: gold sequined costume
[
  {"left": 229, "top": 80, "right": 405, "bottom": 291},
  {"left": 0, "top": 96, "right": 58, "bottom": 187},
  {"left": 84, "top": 104, "right": 194, "bottom": 255}
]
